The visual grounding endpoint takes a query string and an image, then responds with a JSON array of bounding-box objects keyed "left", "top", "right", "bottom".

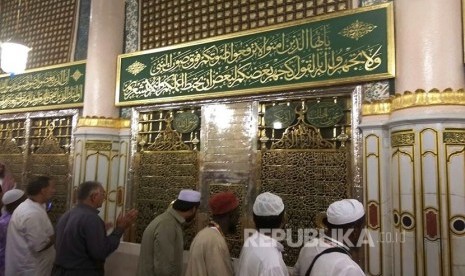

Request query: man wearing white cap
[
  {"left": 6, "top": 176, "right": 56, "bottom": 276},
  {"left": 238, "top": 192, "right": 288, "bottom": 276},
  {"left": 0, "top": 189, "right": 26, "bottom": 276},
  {"left": 137, "top": 189, "right": 201, "bottom": 276},
  {"left": 293, "top": 199, "right": 365, "bottom": 276}
]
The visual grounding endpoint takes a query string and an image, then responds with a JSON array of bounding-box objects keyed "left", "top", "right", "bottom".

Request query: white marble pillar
[
  {"left": 83, "top": 0, "right": 125, "bottom": 117},
  {"left": 395, "top": 0, "right": 465, "bottom": 92},
  {"left": 359, "top": 114, "right": 393, "bottom": 276},
  {"left": 362, "top": 1, "right": 465, "bottom": 275},
  {"left": 73, "top": 0, "right": 130, "bottom": 224}
]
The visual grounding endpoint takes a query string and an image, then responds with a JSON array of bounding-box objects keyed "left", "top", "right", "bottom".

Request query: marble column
[
  {"left": 361, "top": 1, "right": 465, "bottom": 275},
  {"left": 73, "top": 0, "right": 131, "bottom": 224}
]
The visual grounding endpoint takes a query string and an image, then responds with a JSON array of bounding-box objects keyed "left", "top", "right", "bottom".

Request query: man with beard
[
  {"left": 185, "top": 192, "right": 239, "bottom": 276},
  {"left": 137, "top": 189, "right": 201, "bottom": 276}
]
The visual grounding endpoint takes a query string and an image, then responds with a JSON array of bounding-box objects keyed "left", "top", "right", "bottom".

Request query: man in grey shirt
[
  {"left": 137, "top": 189, "right": 200, "bottom": 276},
  {"left": 52, "top": 181, "right": 138, "bottom": 276}
]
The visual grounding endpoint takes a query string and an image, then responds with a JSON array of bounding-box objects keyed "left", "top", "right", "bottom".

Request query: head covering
[
  {"left": 253, "top": 192, "right": 284, "bottom": 216},
  {"left": 209, "top": 192, "right": 239, "bottom": 215},
  {"left": 177, "top": 189, "right": 201, "bottom": 203},
  {"left": 327, "top": 199, "right": 365, "bottom": 225},
  {"left": 2, "top": 189, "right": 24, "bottom": 205}
]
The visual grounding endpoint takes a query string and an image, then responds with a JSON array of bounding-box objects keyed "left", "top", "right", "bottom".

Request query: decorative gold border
[
  {"left": 0, "top": 103, "right": 84, "bottom": 115},
  {"left": 116, "top": 3, "right": 395, "bottom": 106},
  {"left": 77, "top": 117, "right": 131, "bottom": 129},
  {"left": 362, "top": 88, "right": 465, "bottom": 116}
]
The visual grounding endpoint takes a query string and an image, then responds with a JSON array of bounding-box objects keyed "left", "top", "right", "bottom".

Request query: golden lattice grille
[
  {"left": 258, "top": 96, "right": 352, "bottom": 150},
  {"left": 30, "top": 117, "right": 73, "bottom": 153},
  {"left": 257, "top": 95, "right": 352, "bottom": 265},
  {"left": 138, "top": 108, "right": 201, "bottom": 151},
  {"left": 0, "top": 0, "right": 77, "bottom": 70},
  {"left": 259, "top": 149, "right": 350, "bottom": 265},
  {"left": 0, "top": 119, "right": 26, "bottom": 148},
  {"left": 0, "top": 119, "right": 25, "bottom": 187},
  {"left": 140, "top": 0, "right": 350, "bottom": 50},
  {"left": 209, "top": 184, "right": 245, "bottom": 258},
  {"left": 134, "top": 151, "right": 199, "bottom": 246},
  {"left": 134, "top": 107, "right": 201, "bottom": 246}
]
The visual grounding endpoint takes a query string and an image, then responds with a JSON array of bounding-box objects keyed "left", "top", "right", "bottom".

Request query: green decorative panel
[
  {"left": 117, "top": 3, "right": 394, "bottom": 105},
  {"left": 0, "top": 62, "right": 85, "bottom": 114}
]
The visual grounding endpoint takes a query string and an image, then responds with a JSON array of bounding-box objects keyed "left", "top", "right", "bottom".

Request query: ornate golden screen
[
  {"left": 0, "top": 113, "right": 75, "bottom": 224},
  {"left": 257, "top": 97, "right": 352, "bottom": 264},
  {"left": 134, "top": 108, "right": 201, "bottom": 246}
]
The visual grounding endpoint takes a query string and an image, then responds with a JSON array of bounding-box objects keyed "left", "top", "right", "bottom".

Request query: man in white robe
[
  {"left": 238, "top": 192, "right": 288, "bottom": 276},
  {"left": 5, "top": 176, "right": 56, "bottom": 276}
]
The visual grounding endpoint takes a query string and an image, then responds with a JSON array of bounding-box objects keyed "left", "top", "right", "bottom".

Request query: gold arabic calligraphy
[
  {"left": 122, "top": 24, "right": 383, "bottom": 101},
  {"left": 0, "top": 69, "right": 71, "bottom": 94},
  {"left": 0, "top": 85, "right": 83, "bottom": 109}
]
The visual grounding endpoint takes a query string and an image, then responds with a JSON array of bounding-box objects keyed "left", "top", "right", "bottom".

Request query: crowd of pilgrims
[{"left": 0, "top": 162, "right": 365, "bottom": 276}]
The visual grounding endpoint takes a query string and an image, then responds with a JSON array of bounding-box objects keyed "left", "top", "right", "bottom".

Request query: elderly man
[
  {"left": 53, "top": 181, "right": 138, "bottom": 276},
  {"left": 185, "top": 192, "right": 240, "bottom": 276},
  {"left": 238, "top": 192, "right": 288, "bottom": 276},
  {"left": 137, "top": 189, "right": 201, "bottom": 276},
  {"left": 293, "top": 199, "right": 365, "bottom": 276},
  {"left": 6, "top": 176, "right": 56, "bottom": 276}
]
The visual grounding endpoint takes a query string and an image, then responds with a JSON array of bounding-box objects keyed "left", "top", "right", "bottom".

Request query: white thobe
[
  {"left": 237, "top": 231, "right": 289, "bottom": 276},
  {"left": 5, "top": 199, "right": 55, "bottom": 276},
  {"left": 293, "top": 236, "right": 364, "bottom": 276}
]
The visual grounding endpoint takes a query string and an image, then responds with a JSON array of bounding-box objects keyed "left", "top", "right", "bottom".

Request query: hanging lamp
[{"left": 0, "top": 0, "right": 30, "bottom": 75}]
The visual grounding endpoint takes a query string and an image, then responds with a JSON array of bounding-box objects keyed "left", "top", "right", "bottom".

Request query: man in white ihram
[
  {"left": 238, "top": 192, "right": 288, "bottom": 276},
  {"left": 293, "top": 199, "right": 365, "bottom": 276}
]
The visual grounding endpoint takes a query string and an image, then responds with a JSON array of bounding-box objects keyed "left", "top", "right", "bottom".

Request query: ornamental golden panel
[
  {"left": 134, "top": 107, "right": 201, "bottom": 247},
  {"left": 134, "top": 151, "right": 199, "bottom": 246},
  {"left": 257, "top": 96, "right": 352, "bottom": 265},
  {"left": 259, "top": 149, "right": 350, "bottom": 264},
  {"left": 28, "top": 117, "right": 73, "bottom": 224},
  {"left": 443, "top": 129, "right": 465, "bottom": 145},
  {"left": 391, "top": 131, "right": 415, "bottom": 147}
]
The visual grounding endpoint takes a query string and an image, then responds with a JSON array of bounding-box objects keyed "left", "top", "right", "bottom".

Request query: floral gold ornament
[
  {"left": 126, "top": 61, "right": 147, "bottom": 76},
  {"left": 71, "top": 69, "right": 83, "bottom": 81},
  {"left": 339, "top": 20, "right": 377, "bottom": 41}
]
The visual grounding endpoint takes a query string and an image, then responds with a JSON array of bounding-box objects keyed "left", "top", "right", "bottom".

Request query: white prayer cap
[
  {"left": 253, "top": 192, "right": 284, "bottom": 216},
  {"left": 327, "top": 199, "right": 365, "bottom": 225},
  {"left": 2, "top": 189, "right": 24, "bottom": 205},
  {"left": 177, "top": 189, "right": 201, "bottom": 203}
]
